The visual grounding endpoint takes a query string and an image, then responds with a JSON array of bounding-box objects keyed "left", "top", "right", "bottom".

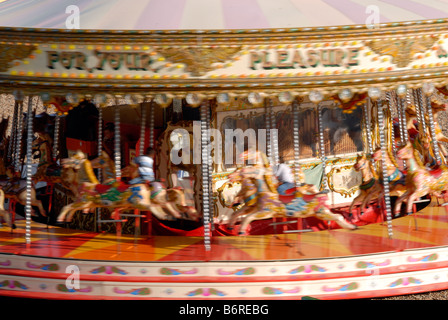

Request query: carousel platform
[{"left": 0, "top": 203, "right": 448, "bottom": 300}]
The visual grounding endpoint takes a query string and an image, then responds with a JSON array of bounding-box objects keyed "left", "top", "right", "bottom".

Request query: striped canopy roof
[{"left": 0, "top": 0, "right": 447, "bottom": 31}]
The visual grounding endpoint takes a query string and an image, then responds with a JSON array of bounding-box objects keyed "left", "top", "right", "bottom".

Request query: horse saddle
[
  {"left": 94, "top": 181, "right": 130, "bottom": 194},
  {"left": 428, "top": 166, "right": 444, "bottom": 179},
  {"left": 45, "top": 164, "right": 61, "bottom": 177}
]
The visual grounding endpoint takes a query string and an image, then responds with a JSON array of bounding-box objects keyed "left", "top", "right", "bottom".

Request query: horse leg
[
  {"left": 228, "top": 206, "right": 256, "bottom": 230},
  {"left": 57, "top": 201, "right": 91, "bottom": 222},
  {"left": 32, "top": 198, "right": 47, "bottom": 217},
  {"left": 349, "top": 192, "right": 364, "bottom": 215},
  {"left": 405, "top": 192, "right": 420, "bottom": 230},
  {"left": 393, "top": 190, "right": 410, "bottom": 217},
  {"left": 66, "top": 201, "right": 95, "bottom": 222},
  {"left": 238, "top": 211, "right": 274, "bottom": 235},
  {"left": 315, "top": 208, "right": 357, "bottom": 230},
  {"left": 148, "top": 205, "right": 177, "bottom": 221}
]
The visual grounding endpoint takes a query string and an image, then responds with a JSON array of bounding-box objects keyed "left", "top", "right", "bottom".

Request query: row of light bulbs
[{"left": 11, "top": 82, "right": 438, "bottom": 109}]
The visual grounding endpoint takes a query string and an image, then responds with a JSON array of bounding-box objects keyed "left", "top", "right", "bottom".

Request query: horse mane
[{"left": 82, "top": 159, "right": 99, "bottom": 184}]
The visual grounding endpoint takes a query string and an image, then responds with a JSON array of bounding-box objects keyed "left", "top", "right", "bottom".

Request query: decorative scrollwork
[
  {"left": 0, "top": 44, "right": 36, "bottom": 72},
  {"left": 157, "top": 46, "right": 241, "bottom": 76},
  {"left": 365, "top": 37, "right": 436, "bottom": 68}
]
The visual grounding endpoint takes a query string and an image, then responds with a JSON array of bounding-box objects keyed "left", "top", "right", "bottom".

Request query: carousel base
[{"left": 0, "top": 203, "right": 448, "bottom": 300}]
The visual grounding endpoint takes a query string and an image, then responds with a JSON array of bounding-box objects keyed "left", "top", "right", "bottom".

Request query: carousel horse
[
  {"left": 349, "top": 153, "right": 382, "bottom": 214},
  {"left": 57, "top": 151, "right": 199, "bottom": 223},
  {"left": 431, "top": 102, "right": 448, "bottom": 161},
  {"left": 90, "top": 150, "right": 116, "bottom": 183},
  {"left": 0, "top": 167, "right": 47, "bottom": 218},
  {"left": 223, "top": 150, "right": 356, "bottom": 234},
  {"left": 394, "top": 142, "right": 448, "bottom": 216},
  {"left": 372, "top": 147, "right": 407, "bottom": 198},
  {"left": 0, "top": 188, "right": 14, "bottom": 229},
  {"left": 32, "top": 131, "right": 63, "bottom": 184}
]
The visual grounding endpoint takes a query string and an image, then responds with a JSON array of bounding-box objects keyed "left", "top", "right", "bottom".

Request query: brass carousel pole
[
  {"left": 114, "top": 96, "right": 122, "bottom": 250},
  {"left": 7, "top": 98, "right": 18, "bottom": 165},
  {"left": 318, "top": 105, "right": 328, "bottom": 191},
  {"left": 265, "top": 98, "right": 272, "bottom": 163},
  {"left": 14, "top": 101, "right": 23, "bottom": 174},
  {"left": 309, "top": 90, "right": 326, "bottom": 190},
  {"left": 25, "top": 95, "right": 34, "bottom": 245},
  {"left": 270, "top": 98, "right": 279, "bottom": 166},
  {"left": 292, "top": 99, "right": 301, "bottom": 184},
  {"left": 373, "top": 90, "right": 393, "bottom": 239},
  {"left": 149, "top": 100, "right": 155, "bottom": 149},
  {"left": 396, "top": 85, "right": 408, "bottom": 169},
  {"left": 200, "top": 99, "right": 212, "bottom": 252},
  {"left": 93, "top": 94, "right": 106, "bottom": 233},
  {"left": 422, "top": 82, "right": 442, "bottom": 164},
  {"left": 363, "top": 98, "right": 374, "bottom": 162}
]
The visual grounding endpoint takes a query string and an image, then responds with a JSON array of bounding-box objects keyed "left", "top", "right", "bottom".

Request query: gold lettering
[
  {"left": 250, "top": 51, "right": 262, "bottom": 70},
  {"left": 347, "top": 47, "right": 359, "bottom": 66},
  {"left": 320, "top": 49, "right": 331, "bottom": 67},
  {"left": 292, "top": 50, "right": 307, "bottom": 68},
  {"left": 262, "top": 51, "right": 274, "bottom": 69},
  {"left": 307, "top": 50, "right": 319, "bottom": 67},
  {"left": 277, "top": 50, "right": 292, "bottom": 68},
  {"left": 333, "top": 49, "right": 345, "bottom": 66},
  {"left": 94, "top": 50, "right": 108, "bottom": 70},
  {"left": 107, "top": 53, "right": 122, "bottom": 70},
  {"left": 60, "top": 52, "right": 74, "bottom": 69},
  {"left": 46, "top": 51, "right": 59, "bottom": 69},
  {"left": 74, "top": 52, "right": 88, "bottom": 70}
]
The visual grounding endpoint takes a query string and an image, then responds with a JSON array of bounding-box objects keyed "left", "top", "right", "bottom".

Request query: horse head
[
  {"left": 353, "top": 153, "right": 368, "bottom": 171},
  {"left": 61, "top": 150, "right": 86, "bottom": 170},
  {"left": 217, "top": 180, "right": 242, "bottom": 208},
  {"left": 396, "top": 142, "right": 413, "bottom": 160}
]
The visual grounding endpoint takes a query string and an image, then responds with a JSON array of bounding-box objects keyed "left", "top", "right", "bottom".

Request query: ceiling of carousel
[{"left": 0, "top": 0, "right": 447, "bottom": 31}]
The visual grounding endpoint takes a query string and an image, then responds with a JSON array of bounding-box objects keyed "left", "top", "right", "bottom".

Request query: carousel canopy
[{"left": 0, "top": 0, "right": 447, "bottom": 31}]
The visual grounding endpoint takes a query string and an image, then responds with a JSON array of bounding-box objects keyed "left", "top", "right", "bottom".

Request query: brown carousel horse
[
  {"left": 222, "top": 150, "right": 356, "bottom": 235},
  {"left": 349, "top": 153, "right": 382, "bottom": 214},
  {"left": 0, "top": 167, "right": 47, "bottom": 218},
  {"left": 57, "top": 151, "right": 199, "bottom": 223},
  {"left": 372, "top": 147, "right": 407, "bottom": 198},
  {"left": 394, "top": 142, "right": 448, "bottom": 216},
  {"left": 32, "top": 131, "right": 64, "bottom": 184},
  {"left": 0, "top": 188, "right": 14, "bottom": 229}
]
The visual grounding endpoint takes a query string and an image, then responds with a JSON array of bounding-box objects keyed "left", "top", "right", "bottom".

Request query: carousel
[{"left": 2, "top": 0, "right": 448, "bottom": 300}]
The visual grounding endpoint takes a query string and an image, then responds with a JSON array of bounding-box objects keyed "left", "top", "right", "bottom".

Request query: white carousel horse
[
  {"left": 221, "top": 150, "right": 356, "bottom": 235},
  {"left": 394, "top": 142, "right": 448, "bottom": 216}
]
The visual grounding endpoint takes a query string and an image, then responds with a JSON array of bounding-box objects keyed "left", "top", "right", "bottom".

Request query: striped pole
[
  {"left": 377, "top": 100, "right": 393, "bottom": 238},
  {"left": 426, "top": 95, "right": 442, "bottom": 164},
  {"left": 53, "top": 114, "right": 60, "bottom": 162},
  {"left": 200, "top": 101, "right": 211, "bottom": 251},
  {"left": 25, "top": 96, "right": 34, "bottom": 245},
  {"left": 318, "top": 104, "right": 328, "bottom": 190},
  {"left": 292, "top": 99, "right": 301, "bottom": 184},
  {"left": 139, "top": 103, "right": 147, "bottom": 156},
  {"left": 270, "top": 99, "right": 279, "bottom": 166},
  {"left": 114, "top": 101, "right": 121, "bottom": 180},
  {"left": 14, "top": 102, "right": 23, "bottom": 173}
]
